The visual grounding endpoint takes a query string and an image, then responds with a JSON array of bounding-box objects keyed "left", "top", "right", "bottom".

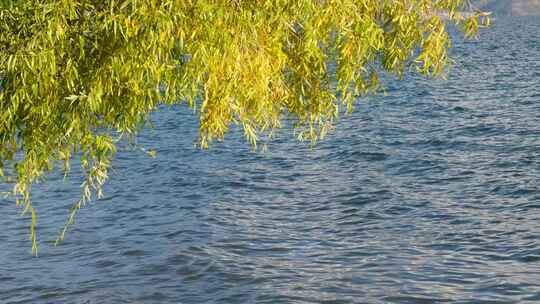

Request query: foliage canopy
[{"left": 0, "top": 0, "right": 488, "bottom": 254}]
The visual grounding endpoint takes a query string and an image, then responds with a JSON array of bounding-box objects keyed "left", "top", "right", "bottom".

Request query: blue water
[{"left": 1, "top": 17, "right": 539, "bottom": 304}]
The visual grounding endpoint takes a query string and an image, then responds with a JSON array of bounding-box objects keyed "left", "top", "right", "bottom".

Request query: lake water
[{"left": 1, "top": 17, "right": 539, "bottom": 304}]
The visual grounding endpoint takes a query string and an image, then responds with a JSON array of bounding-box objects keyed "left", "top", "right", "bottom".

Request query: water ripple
[{"left": 1, "top": 17, "right": 540, "bottom": 304}]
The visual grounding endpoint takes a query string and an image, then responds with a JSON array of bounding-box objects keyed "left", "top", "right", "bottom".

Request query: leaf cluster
[{"left": 0, "top": 0, "right": 488, "bottom": 254}]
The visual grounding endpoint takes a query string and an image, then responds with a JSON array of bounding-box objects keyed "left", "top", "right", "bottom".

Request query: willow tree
[{"left": 0, "top": 0, "right": 489, "bottom": 254}]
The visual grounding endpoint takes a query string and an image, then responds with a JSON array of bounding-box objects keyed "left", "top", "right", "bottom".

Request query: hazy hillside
[
  {"left": 512, "top": 0, "right": 540, "bottom": 15},
  {"left": 479, "top": 0, "right": 540, "bottom": 16}
]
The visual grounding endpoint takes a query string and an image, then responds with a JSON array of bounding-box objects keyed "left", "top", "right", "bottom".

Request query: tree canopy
[{"left": 0, "top": 0, "right": 489, "bottom": 254}]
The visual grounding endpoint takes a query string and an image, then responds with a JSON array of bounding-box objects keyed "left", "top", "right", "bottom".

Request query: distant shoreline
[
  {"left": 512, "top": 0, "right": 540, "bottom": 16},
  {"left": 481, "top": 0, "right": 540, "bottom": 16}
]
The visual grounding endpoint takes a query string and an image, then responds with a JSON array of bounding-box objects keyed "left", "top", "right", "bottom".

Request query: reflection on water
[{"left": 1, "top": 17, "right": 539, "bottom": 304}]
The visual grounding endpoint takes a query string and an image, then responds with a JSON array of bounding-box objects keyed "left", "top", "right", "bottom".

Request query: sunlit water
[{"left": 1, "top": 17, "right": 539, "bottom": 304}]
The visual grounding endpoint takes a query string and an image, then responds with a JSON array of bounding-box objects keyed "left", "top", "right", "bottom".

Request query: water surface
[{"left": 1, "top": 17, "right": 539, "bottom": 304}]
